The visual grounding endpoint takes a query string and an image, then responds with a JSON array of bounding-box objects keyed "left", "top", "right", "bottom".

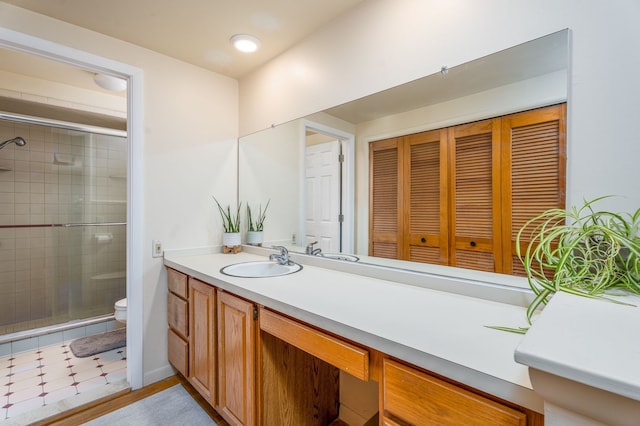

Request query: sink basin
[
  {"left": 320, "top": 253, "right": 360, "bottom": 262},
  {"left": 220, "top": 261, "right": 302, "bottom": 278}
]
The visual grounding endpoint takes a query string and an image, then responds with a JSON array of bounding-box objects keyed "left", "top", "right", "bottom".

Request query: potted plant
[
  {"left": 246, "top": 200, "right": 270, "bottom": 246},
  {"left": 514, "top": 196, "right": 640, "bottom": 329},
  {"left": 213, "top": 196, "right": 242, "bottom": 253}
]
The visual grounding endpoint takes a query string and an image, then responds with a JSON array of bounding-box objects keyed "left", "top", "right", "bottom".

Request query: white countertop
[
  {"left": 164, "top": 248, "right": 542, "bottom": 412},
  {"left": 515, "top": 291, "right": 640, "bottom": 401}
]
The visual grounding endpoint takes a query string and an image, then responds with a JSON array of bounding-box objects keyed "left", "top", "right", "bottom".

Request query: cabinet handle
[
  {"left": 420, "top": 237, "right": 427, "bottom": 243},
  {"left": 470, "top": 241, "right": 477, "bottom": 247}
]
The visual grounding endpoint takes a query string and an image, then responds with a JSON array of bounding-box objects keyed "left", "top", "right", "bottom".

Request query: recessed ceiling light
[
  {"left": 230, "top": 34, "right": 261, "bottom": 53},
  {"left": 93, "top": 73, "right": 127, "bottom": 91}
]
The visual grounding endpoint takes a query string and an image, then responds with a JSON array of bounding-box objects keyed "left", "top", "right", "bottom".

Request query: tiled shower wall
[{"left": 0, "top": 118, "right": 127, "bottom": 334}]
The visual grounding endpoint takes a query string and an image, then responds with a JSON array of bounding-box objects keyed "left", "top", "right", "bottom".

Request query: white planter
[
  {"left": 246, "top": 231, "right": 264, "bottom": 246},
  {"left": 222, "top": 232, "right": 241, "bottom": 248}
]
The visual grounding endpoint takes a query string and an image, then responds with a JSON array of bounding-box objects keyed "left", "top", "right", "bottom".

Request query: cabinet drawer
[
  {"left": 383, "top": 358, "right": 526, "bottom": 425},
  {"left": 167, "top": 268, "right": 188, "bottom": 299},
  {"left": 260, "top": 308, "right": 369, "bottom": 380},
  {"left": 168, "top": 292, "right": 188, "bottom": 338},
  {"left": 168, "top": 328, "right": 189, "bottom": 377}
]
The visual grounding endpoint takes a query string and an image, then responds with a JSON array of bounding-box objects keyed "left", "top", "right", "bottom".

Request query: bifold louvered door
[
  {"left": 449, "top": 119, "right": 502, "bottom": 272},
  {"left": 500, "top": 104, "right": 566, "bottom": 275},
  {"left": 368, "top": 104, "right": 566, "bottom": 275},
  {"left": 369, "top": 138, "right": 402, "bottom": 258},
  {"left": 403, "top": 130, "right": 448, "bottom": 264}
]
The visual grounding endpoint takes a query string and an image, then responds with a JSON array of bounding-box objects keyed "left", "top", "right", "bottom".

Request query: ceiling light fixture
[
  {"left": 93, "top": 73, "right": 127, "bottom": 91},
  {"left": 230, "top": 34, "right": 261, "bottom": 53}
]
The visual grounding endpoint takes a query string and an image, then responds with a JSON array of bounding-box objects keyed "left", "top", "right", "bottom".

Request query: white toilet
[{"left": 114, "top": 298, "right": 127, "bottom": 323}]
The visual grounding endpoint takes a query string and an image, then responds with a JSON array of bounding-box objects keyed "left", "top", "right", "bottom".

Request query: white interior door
[{"left": 305, "top": 140, "right": 341, "bottom": 252}]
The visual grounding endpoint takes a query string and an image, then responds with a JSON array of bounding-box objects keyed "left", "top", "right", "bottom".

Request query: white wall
[
  {"left": 240, "top": 0, "right": 640, "bottom": 214},
  {"left": 0, "top": 3, "right": 238, "bottom": 384}
]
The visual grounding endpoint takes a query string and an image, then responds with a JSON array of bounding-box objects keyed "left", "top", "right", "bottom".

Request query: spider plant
[
  {"left": 247, "top": 200, "right": 270, "bottom": 232},
  {"left": 212, "top": 196, "right": 241, "bottom": 233},
  {"left": 516, "top": 196, "right": 640, "bottom": 325}
]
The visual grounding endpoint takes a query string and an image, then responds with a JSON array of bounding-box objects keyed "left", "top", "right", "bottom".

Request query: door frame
[
  {"left": 0, "top": 27, "right": 144, "bottom": 390},
  {"left": 299, "top": 119, "right": 355, "bottom": 253}
]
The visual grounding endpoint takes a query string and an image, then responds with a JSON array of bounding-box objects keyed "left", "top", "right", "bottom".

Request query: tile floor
[{"left": 0, "top": 339, "right": 126, "bottom": 421}]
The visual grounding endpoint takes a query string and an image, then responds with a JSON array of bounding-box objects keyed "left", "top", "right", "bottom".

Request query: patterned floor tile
[
  {"left": 0, "top": 337, "right": 127, "bottom": 420},
  {"left": 3, "top": 395, "right": 45, "bottom": 418},
  {"left": 76, "top": 375, "right": 110, "bottom": 393},
  {"left": 42, "top": 383, "right": 79, "bottom": 404}
]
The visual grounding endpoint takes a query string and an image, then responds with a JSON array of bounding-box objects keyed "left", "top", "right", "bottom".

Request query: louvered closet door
[
  {"left": 449, "top": 119, "right": 502, "bottom": 272},
  {"left": 369, "top": 138, "right": 403, "bottom": 258},
  {"left": 501, "top": 104, "right": 566, "bottom": 275},
  {"left": 403, "top": 129, "right": 448, "bottom": 264}
]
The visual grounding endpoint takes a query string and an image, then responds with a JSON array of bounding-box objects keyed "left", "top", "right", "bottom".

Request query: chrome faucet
[
  {"left": 270, "top": 246, "right": 291, "bottom": 265},
  {"left": 305, "top": 241, "right": 321, "bottom": 255}
]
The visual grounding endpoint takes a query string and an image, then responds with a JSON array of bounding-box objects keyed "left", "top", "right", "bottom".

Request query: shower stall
[{"left": 0, "top": 114, "right": 127, "bottom": 339}]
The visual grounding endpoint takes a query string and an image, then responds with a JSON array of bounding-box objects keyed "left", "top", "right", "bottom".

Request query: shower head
[{"left": 0, "top": 137, "right": 26, "bottom": 150}]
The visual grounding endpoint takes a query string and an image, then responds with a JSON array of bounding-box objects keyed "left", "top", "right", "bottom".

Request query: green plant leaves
[
  {"left": 516, "top": 196, "right": 640, "bottom": 324},
  {"left": 247, "top": 200, "right": 270, "bottom": 232},
  {"left": 212, "top": 196, "right": 241, "bottom": 233}
]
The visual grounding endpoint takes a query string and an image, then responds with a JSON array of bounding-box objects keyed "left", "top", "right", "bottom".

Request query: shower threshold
[{"left": 0, "top": 314, "right": 116, "bottom": 346}]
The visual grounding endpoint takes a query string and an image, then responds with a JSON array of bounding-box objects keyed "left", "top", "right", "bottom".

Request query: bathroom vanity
[{"left": 164, "top": 246, "right": 544, "bottom": 425}]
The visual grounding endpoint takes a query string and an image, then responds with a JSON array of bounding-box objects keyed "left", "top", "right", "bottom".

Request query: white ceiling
[{"left": 1, "top": 0, "right": 364, "bottom": 79}]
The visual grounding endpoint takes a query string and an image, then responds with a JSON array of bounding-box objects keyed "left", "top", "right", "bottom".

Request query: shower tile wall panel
[{"left": 0, "top": 119, "right": 127, "bottom": 332}]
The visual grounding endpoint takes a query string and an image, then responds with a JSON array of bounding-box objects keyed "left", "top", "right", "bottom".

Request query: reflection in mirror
[
  {"left": 239, "top": 30, "right": 568, "bottom": 281},
  {"left": 239, "top": 112, "right": 356, "bottom": 252}
]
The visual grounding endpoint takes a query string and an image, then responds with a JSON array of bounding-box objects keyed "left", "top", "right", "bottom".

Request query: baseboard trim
[{"left": 143, "top": 363, "right": 176, "bottom": 386}]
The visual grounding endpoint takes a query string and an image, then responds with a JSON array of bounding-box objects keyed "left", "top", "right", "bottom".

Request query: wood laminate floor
[{"left": 34, "top": 375, "right": 228, "bottom": 426}]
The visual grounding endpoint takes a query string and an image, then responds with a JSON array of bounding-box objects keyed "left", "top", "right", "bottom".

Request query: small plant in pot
[
  {"left": 246, "top": 200, "right": 270, "bottom": 246},
  {"left": 213, "top": 196, "right": 242, "bottom": 253},
  {"left": 494, "top": 196, "right": 639, "bottom": 333}
]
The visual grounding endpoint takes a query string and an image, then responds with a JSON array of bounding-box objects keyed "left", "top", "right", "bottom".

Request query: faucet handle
[
  {"left": 306, "top": 241, "right": 318, "bottom": 254},
  {"left": 269, "top": 245, "right": 290, "bottom": 265}
]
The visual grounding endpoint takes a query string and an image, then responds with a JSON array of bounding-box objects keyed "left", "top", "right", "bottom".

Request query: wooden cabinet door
[
  {"left": 369, "top": 137, "right": 403, "bottom": 259},
  {"left": 368, "top": 104, "right": 565, "bottom": 275},
  {"left": 217, "top": 290, "right": 256, "bottom": 426},
  {"left": 500, "top": 104, "right": 566, "bottom": 275},
  {"left": 448, "top": 118, "right": 502, "bottom": 272},
  {"left": 168, "top": 328, "right": 188, "bottom": 377},
  {"left": 383, "top": 358, "right": 526, "bottom": 425},
  {"left": 167, "top": 267, "right": 188, "bottom": 298},
  {"left": 403, "top": 129, "right": 448, "bottom": 264},
  {"left": 167, "top": 292, "right": 188, "bottom": 339},
  {"left": 167, "top": 268, "right": 190, "bottom": 376},
  {"left": 189, "top": 277, "right": 216, "bottom": 405}
]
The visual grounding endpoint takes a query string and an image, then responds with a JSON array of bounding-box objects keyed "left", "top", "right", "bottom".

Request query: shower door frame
[{"left": 0, "top": 27, "right": 144, "bottom": 390}]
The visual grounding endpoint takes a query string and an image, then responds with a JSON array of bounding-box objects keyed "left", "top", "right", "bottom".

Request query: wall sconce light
[
  {"left": 230, "top": 34, "right": 261, "bottom": 53},
  {"left": 93, "top": 73, "right": 127, "bottom": 92}
]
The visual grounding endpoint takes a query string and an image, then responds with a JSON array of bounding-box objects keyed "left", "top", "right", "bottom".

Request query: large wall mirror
[{"left": 239, "top": 29, "right": 568, "bottom": 283}]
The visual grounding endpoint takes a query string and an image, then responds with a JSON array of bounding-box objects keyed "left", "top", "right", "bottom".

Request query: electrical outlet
[{"left": 152, "top": 240, "right": 163, "bottom": 258}]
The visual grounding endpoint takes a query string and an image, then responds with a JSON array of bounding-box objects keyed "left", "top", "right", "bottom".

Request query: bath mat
[
  {"left": 82, "top": 384, "right": 216, "bottom": 425},
  {"left": 70, "top": 328, "right": 126, "bottom": 358}
]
